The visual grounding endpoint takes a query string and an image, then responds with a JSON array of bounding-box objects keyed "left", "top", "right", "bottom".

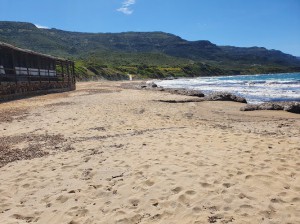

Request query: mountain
[{"left": 1, "top": 21, "right": 300, "bottom": 80}]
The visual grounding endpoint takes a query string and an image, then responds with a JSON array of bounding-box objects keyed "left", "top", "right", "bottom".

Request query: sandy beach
[{"left": 0, "top": 81, "right": 299, "bottom": 224}]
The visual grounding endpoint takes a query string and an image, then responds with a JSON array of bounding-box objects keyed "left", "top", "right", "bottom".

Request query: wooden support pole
[
  {"left": 67, "top": 62, "right": 70, "bottom": 84},
  {"left": 61, "top": 61, "right": 64, "bottom": 83},
  {"left": 26, "top": 53, "right": 30, "bottom": 84},
  {"left": 11, "top": 49, "right": 17, "bottom": 84},
  {"left": 72, "top": 62, "right": 75, "bottom": 83},
  {"left": 37, "top": 55, "right": 40, "bottom": 83}
]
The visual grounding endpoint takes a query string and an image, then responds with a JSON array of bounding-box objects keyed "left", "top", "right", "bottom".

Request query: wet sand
[{"left": 0, "top": 81, "right": 299, "bottom": 224}]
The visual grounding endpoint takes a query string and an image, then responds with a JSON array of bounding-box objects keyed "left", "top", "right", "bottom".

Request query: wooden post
[
  {"left": 11, "top": 49, "right": 17, "bottom": 84},
  {"left": 72, "top": 62, "right": 75, "bottom": 84},
  {"left": 0, "top": 54, "right": 2, "bottom": 85},
  {"left": 61, "top": 61, "right": 64, "bottom": 83},
  {"left": 37, "top": 55, "right": 41, "bottom": 83},
  {"left": 47, "top": 58, "right": 50, "bottom": 83},
  {"left": 26, "top": 53, "right": 30, "bottom": 84},
  {"left": 55, "top": 60, "right": 59, "bottom": 83},
  {"left": 67, "top": 62, "right": 70, "bottom": 84}
]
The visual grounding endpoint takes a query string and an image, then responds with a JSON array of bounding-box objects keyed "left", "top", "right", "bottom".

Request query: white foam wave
[{"left": 156, "top": 73, "right": 300, "bottom": 104}]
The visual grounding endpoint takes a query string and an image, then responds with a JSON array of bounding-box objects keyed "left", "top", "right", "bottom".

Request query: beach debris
[
  {"left": 112, "top": 172, "right": 124, "bottom": 179},
  {"left": 208, "top": 215, "right": 222, "bottom": 223},
  {"left": 157, "top": 91, "right": 246, "bottom": 104},
  {"left": 240, "top": 102, "right": 300, "bottom": 114},
  {"left": 0, "top": 134, "right": 72, "bottom": 168}
]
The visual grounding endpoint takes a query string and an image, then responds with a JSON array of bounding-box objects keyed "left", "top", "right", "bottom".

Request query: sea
[{"left": 155, "top": 73, "right": 300, "bottom": 104}]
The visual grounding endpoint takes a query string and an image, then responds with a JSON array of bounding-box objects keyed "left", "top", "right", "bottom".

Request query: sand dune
[{"left": 0, "top": 81, "right": 299, "bottom": 224}]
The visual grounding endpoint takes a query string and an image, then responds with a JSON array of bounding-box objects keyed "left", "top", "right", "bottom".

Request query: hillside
[{"left": 1, "top": 21, "right": 300, "bottom": 80}]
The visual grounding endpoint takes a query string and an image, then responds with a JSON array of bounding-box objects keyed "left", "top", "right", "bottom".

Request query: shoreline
[
  {"left": 125, "top": 80, "right": 300, "bottom": 114},
  {"left": 0, "top": 81, "right": 299, "bottom": 224},
  {"left": 151, "top": 72, "right": 300, "bottom": 109}
]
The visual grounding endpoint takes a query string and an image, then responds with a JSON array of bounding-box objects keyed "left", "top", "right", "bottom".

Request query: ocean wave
[{"left": 156, "top": 73, "right": 300, "bottom": 104}]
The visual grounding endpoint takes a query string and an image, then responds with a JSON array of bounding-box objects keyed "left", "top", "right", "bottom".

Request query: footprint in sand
[
  {"left": 185, "top": 190, "right": 196, "bottom": 196},
  {"left": 144, "top": 179, "right": 155, "bottom": 187},
  {"left": 56, "top": 195, "right": 69, "bottom": 203},
  {"left": 22, "top": 183, "right": 30, "bottom": 188},
  {"left": 240, "top": 204, "right": 253, "bottom": 209},
  {"left": 222, "top": 183, "right": 232, "bottom": 188},
  {"left": 199, "top": 182, "right": 212, "bottom": 188},
  {"left": 11, "top": 214, "right": 35, "bottom": 223},
  {"left": 178, "top": 194, "right": 191, "bottom": 206},
  {"left": 192, "top": 206, "right": 201, "bottom": 213},
  {"left": 128, "top": 198, "right": 140, "bottom": 208},
  {"left": 171, "top": 187, "right": 182, "bottom": 194}
]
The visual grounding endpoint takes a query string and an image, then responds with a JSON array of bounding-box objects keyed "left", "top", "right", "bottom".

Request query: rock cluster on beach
[
  {"left": 240, "top": 102, "right": 300, "bottom": 114},
  {"left": 143, "top": 81, "right": 247, "bottom": 103},
  {"left": 143, "top": 81, "right": 300, "bottom": 114},
  {"left": 122, "top": 81, "right": 300, "bottom": 113},
  {"left": 163, "top": 88, "right": 205, "bottom": 97},
  {"left": 204, "top": 92, "right": 247, "bottom": 103}
]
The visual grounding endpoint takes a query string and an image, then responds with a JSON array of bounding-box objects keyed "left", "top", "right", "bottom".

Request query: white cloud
[
  {"left": 117, "top": 0, "right": 136, "bottom": 15},
  {"left": 35, "top": 24, "right": 49, "bottom": 29}
]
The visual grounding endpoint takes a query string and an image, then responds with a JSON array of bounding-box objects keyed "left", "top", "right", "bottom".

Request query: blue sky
[{"left": 1, "top": 0, "right": 300, "bottom": 56}]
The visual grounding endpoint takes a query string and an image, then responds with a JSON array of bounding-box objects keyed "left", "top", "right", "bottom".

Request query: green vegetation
[{"left": 1, "top": 21, "right": 300, "bottom": 80}]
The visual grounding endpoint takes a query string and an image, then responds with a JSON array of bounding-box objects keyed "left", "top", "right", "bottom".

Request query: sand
[{"left": 0, "top": 81, "right": 299, "bottom": 224}]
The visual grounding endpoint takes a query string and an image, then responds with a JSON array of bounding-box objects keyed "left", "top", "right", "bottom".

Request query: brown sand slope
[{"left": 0, "top": 81, "right": 299, "bottom": 224}]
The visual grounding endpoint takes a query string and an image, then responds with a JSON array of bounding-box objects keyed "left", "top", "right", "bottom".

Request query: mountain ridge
[{"left": 0, "top": 21, "right": 299, "bottom": 80}]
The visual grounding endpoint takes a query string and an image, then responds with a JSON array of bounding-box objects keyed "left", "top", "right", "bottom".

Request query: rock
[
  {"left": 158, "top": 99, "right": 204, "bottom": 103},
  {"left": 259, "top": 103, "right": 284, "bottom": 110},
  {"left": 240, "top": 105, "right": 259, "bottom": 111},
  {"left": 166, "top": 88, "right": 205, "bottom": 97},
  {"left": 241, "top": 103, "right": 284, "bottom": 111},
  {"left": 283, "top": 102, "right": 300, "bottom": 113},
  {"left": 146, "top": 81, "right": 158, "bottom": 88},
  {"left": 240, "top": 102, "right": 300, "bottom": 114},
  {"left": 205, "top": 92, "right": 247, "bottom": 103}
]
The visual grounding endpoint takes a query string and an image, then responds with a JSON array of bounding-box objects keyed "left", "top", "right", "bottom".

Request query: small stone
[{"left": 152, "top": 202, "right": 159, "bottom": 207}]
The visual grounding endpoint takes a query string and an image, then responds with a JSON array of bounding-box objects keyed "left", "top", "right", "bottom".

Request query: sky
[{"left": 1, "top": 0, "right": 300, "bottom": 56}]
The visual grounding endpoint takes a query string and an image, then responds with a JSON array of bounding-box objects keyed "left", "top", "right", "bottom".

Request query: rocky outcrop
[
  {"left": 204, "top": 92, "right": 247, "bottom": 103},
  {"left": 139, "top": 83, "right": 206, "bottom": 97},
  {"left": 145, "top": 81, "right": 158, "bottom": 88},
  {"left": 284, "top": 103, "right": 300, "bottom": 113},
  {"left": 157, "top": 99, "right": 204, "bottom": 103},
  {"left": 164, "top": 88, "right": 205, "bottom": 97},
  {"left": 240, "top": 102, "right": 300, "bottom": 114},
  {"left": 141, "top": 84, "right": 246, "bottom": 103}
]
